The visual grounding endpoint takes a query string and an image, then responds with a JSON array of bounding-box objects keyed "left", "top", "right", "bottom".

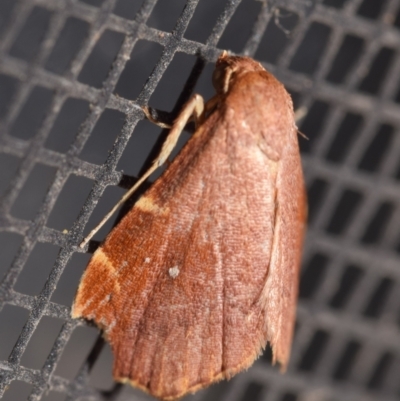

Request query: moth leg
[
  {"left": 142, "top": 107, "right": 172, "bottom": 129},
  {"left": 143, "top": 93, "right": 206, "bottom": 130},
  {"left": 80, "top": 94, "right": 205, "bottom": 249},
  {"left": 153, "top": 94, "right": 205, "bottom": 167}
]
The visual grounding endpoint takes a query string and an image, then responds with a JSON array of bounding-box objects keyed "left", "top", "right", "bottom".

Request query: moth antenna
[
  {"left": 294, "top": 106, "right": 308, "bottom": 123},
  {"left": 297, "top": 130, "right": 309, "bottom": 140},
  {"left": 79, "top": 94, "right": 205, "bottom": 249},
  {"left": 294, "top": 106, "right": 309, "bottom": 140}
]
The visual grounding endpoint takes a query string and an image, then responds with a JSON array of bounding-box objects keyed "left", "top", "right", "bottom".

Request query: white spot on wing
[
  {"left": 168, "top": 266, "right": 180, "bottom": 279},
  {"left": 145, "top": 257, "right": 151, "bottom": 263}
]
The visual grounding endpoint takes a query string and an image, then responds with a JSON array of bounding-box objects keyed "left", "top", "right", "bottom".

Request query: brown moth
[{"left": 72, "top": 52, "right": 306, "bottom": 400}]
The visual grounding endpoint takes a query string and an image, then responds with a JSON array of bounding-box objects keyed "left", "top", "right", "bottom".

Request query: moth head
[{"left": 213, "top": 51, "right": 265, "bottom": 94}]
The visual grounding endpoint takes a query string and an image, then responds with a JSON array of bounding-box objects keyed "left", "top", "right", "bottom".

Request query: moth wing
[
  {"left": 72, "top": 74, "right": 305, "bottom": 400},
  {"left": 257, "top": 139, "right": 306, "bottom": 370}
]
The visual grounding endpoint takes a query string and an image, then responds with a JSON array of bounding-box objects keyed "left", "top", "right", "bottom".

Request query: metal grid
[{"left": 1, "top": 0, "right": 400, "bottom": 400}]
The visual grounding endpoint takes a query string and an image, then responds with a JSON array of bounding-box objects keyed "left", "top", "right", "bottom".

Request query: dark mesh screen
[{"left": 1, "top": 0, "right": 400, "bottom": 400}]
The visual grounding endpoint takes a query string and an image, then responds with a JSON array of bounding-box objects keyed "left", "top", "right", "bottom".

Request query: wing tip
[
  {"left": 270, "top": 340, "right": 290, "bottom": 373},
  {"left": 114, "top": 350, "right": 265, "bottom": 401}
]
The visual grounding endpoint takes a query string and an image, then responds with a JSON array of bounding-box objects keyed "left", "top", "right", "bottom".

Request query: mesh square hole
[
  {"left": 200, "top": 377, "right": 232, "bottom": 401},
  {"left": 116, "top": 385, "right": 160, "bottom": 400},
  {"left": 112, "top": 0, "right": 141, "bottom": 20},
  {"left": 360, "top": 201, "right": 394, "bottom": 245},
  {"left": 45, "top": 17, "right": 90, "bottom": 75},
  {"left": 193, "top": 58, "right": 216, "bottom": 102},
  {"left": 40, "top": 392, "right": 66, "bottom": 401},
  {"left": 394, "top": 6, "right": 400, "bottom": 30},
  {"left": 20, "top": 316, "right": 64, "bottom": 369},
  {"left": 357, "top": 0, "right": 385, "bottom": 20},
  {"left": 288, "top": 89, "right": 302, "bottom": 112},
  {"left": 46, "top": 174, "right": 94, "bottom": 231},
  {"left": 329, "top": 264, "right": 364, "bottom": 310},
  {"left": 149, "top": 52, "right": 200, "bottom": 112},
  {"left": 367, "top": 351, "right": 394, "bottom": 390},
  {"left": 395, "top": 82, "right": 400, "bottom": 104},
  {"left": 78, "top": 29, "right": 125, "bottom": 88},
  {"left": 147, "top": 0, "right": 188, "bottom": 32},
  {"left": 298, "top": 100, "right": 331, "bottom": 153},
  {"left": 395, "top": 232, "right": 400, "bottom": 254},
  {"left": 117, "top": 119, "right": 165, "bottom": 179},
  {"left": 10, "top": 163, "right": 57, "bottom": 221},
  {"left": 0, "top": 304, "right": 29, "bottom": 361},
  {"left": 307, "top": 177, "right": 330, "bottom": 225},
  {"left": 325, "top": 112, "right": 364, "bottom": 163},
  {"left": 325, "top": 35, "right": 365, "bottom": 85},
  {"left": 54, "top": 325, "right": 99, "bottom": 381},
  {"left": 0, "top": 74, "right": 19, "bottom": 119},
  {"left": 9, "top": 86, "right": 54, "bottom": 140},
  {"left": 332, "top": 339, "right": 361, "bottom": 381},
  {"left": 299, "top": 252, "right": 330, "bottom": 299},
  {"left": 289, "top": 22, "right": 332, "bottom": 75},
  {"left": 184, "top": 1, "right": 227, "bottom": 44},
  {"left": 45, "top": 97, "right": 90, "bottom": 153},
  {"left": 79, "top": 108, "right": 126, "bottom": 165},
  {"left": 0, "top": 232, "right": 24, "bottom": 282},
  {"left": 0, "top": 152, "right": 20, "bottom": 197},
  {"left": 357, "top": 123, "right": 394, "bottom": 173},
  {"left": 51, "top": 252, "right": 91, "bottom": 307},
  {"left": 238, "top": 382, "right": 264, "bottom": 401},
  {"left": 117, "top": 118, "right": 191, "bottom": 184},
  {"left": 325, "top": 189, "right": 364, "bottom": 235},
  {"left": 358, "top": 47, "right": 396, "bottom": 95},
  {"left": 217, "top": 0, "right": 262, "bottom": 53},
  {"left": 280, "top": 392, "right": 298, "bottom": 401},
  {"left": 14, "top": 242, "right": 60, "bottom": 296},
  {"left": 1, "top": 380, "right": 32, "bottom": 401},
  {"left": 0, "top": 0, "right": 16, "bottom": 37},
  {"left": 363, "top": 276, "right": 394, "bottom": 319},
  {"left": 255, "top": 9, "right": 300, "bottom": 65},
  {"left": 323, "top": 0, "right": 348, "bottom": 9},
  {"left": 8, "top": 6, "right": 52, "bottom": 62},
  {"left": 114, "top": 40, "right": 164, "bottom": 101},
  {"left": 89, "top": 342, "right": 114, "bottom": 390},
  {"left": 391, "top": 151, "right": 400, "bottom": 180},
  {"left": 297, "top": 329, "right": 330, "bottom": 372},
  {"left": 80, "top": 0, "right": 104, "bottom": 7},
  {"left": 80, "top": 184, "right": 126, "bottom": 244}
]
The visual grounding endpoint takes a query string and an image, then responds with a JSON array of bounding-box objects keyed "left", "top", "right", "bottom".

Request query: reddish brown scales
[{"left": 72, "top": 53, "right": 306, "bottom": 400}]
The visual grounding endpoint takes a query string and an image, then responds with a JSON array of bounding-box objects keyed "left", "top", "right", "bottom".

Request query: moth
[{"left": 72, "top": 52, "right": 306, "bottom": 400}]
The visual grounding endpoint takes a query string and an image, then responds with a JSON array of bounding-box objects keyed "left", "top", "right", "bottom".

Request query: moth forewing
[{"left": 72, "top": 52, "right": 306, "bottom": 401}]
